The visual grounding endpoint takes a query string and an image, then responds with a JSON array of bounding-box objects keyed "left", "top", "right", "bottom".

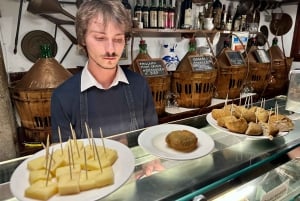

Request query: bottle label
[
  {"left": 168, "top": 13, "right": 175, "bottom": 28},
  {"left": 150, "top": 11, "right": 157, "bottom": 28},
  {"left": 184, "top": 8, "right": 192, "bottom": 26},
  {"left": 135, "top": 11, "right": 143, "bottom": 22},
  {"left": 158, "top": 10, "right": 164, "bottom": 28},
  {"left": 142, "top": 12, "right": 149, "bottom": 28}
]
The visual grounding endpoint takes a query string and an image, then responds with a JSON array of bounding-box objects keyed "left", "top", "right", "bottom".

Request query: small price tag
[
  {"left": 188, "top": 55, "right": 214, "bottom": 71},
  {"left": 225, "top": 50, "right": 245, "bottom": 66},
  {"left": 136, "top": 59, "right": 168, "bottom": 77}
]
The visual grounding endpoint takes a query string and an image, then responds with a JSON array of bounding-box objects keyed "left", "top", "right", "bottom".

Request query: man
[{"left": 50, "top": 0, "right": 158, "bottom": 142}]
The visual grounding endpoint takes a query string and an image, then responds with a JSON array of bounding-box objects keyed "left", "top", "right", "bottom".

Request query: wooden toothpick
[{"left": 99, "top": 127, "right": 107, "bottom": 155}]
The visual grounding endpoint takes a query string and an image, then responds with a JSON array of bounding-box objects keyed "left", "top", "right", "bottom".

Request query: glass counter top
[{"left": 1, "top": 97, "right": 300, "bottom": 201}]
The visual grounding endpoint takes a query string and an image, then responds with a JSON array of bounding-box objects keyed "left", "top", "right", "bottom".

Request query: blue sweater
[{"left": 51, "top": 67, "right": 158, "bottom": 142}]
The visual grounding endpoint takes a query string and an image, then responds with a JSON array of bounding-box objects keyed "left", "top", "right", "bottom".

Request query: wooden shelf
[{"left": 131, "top": 28, "right": 217, "bottom": 38}]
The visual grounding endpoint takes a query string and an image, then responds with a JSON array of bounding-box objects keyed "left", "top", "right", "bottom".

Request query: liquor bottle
[
  {"left": 149, "top": 0, "right": 158, "bottom": 28},
  {"left": 157, "top": 0, "right": 164, "bottom": 28},
  {"left": 184, "top": 0, "right": 192, "bottom": 28},
  {"left": 167, "top": 0, "right": 175, "bottom": 29},
  {"left": 142, "top": 0, "right": 150, "bottom": 28},
  {"left": 220, "top": 4, "right": 226, "bottom": 30},
  {"left": 163, "top": 0, "right": 169, "bottom": 28},
  {"left": 212, "top": 0, "right": 222, "bottom": 30},
  {"left": 122, "top": 0, "right": 132, "bottom": 20},
  {"left": 134, "top": 0, "right": 143, "bottom": 23},
  {"left": 131, "top": 39, "right": 152, "bottom": 72}
]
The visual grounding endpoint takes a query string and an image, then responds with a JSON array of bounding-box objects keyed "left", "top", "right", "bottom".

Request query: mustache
[{"left": 104, "top": 52, "right": 118, "bottom": 57}]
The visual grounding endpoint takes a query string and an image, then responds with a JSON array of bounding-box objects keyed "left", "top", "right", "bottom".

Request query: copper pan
[
  {"left": 27, "top": 0, "right": 75, "bottom": 20},
  {"left": 270, "top": 13, "right": 293, "bottom": 36}
]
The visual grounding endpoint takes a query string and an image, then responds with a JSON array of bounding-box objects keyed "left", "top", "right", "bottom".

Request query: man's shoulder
[{"left": 54, "top": 72, "right": 81, "bottom": 93}]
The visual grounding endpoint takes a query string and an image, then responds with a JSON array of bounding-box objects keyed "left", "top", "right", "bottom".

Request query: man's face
[{"left": 84, "top": 15, "right": 126, "bottom": 69}]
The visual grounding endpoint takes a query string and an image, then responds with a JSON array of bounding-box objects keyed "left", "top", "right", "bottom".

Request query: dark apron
[{"left": 79, "top": 84, "right": 139, "bottom": 138}]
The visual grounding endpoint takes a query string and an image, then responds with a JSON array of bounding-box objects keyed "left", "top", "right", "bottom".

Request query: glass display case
[{"left": 0, "top": 96, "right": 299, "bottom": 201}]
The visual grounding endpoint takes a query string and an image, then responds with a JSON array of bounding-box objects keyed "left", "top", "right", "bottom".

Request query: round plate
[
  {"left": 10, "top": 138, "right": 135, "bottom": 201},
  {"left": 206, "top": 113, "right": 289, "bottom": 140},
  {"left": 21, "top": 30, "right": 58, "bottom": 62},
  {"left": 138, "top": 124, "right": 215, "bottom": 160}
]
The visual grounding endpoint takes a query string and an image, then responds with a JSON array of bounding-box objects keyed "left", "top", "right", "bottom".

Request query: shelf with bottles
[
  {"left": 131, "top": 28, "right": 258, "bottom": 39},
  {"left": 131, "top": 28, "right": 219, "bottom": 38}
]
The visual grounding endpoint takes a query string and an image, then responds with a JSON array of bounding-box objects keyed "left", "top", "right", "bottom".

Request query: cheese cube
[
  {"left": 90, "top": 166, "right": 114, "bottom": 188},
  {"left": 57, "top": 176, "right": 80, "bottom": 195},
  {"left": 27, "top": 156, "right": 46, "bottom": 171},
  {"left": 29, "top": 169, "right": 52, "bottom": 184},
  {"left": 56, "top": 164, "right": 81, "bottom": 180},
  {"left": 25, "top": 180, "right": 58, "bottom": 200},
  {"left": 79, "top": 171, "right": 97, "bottom": 191}
]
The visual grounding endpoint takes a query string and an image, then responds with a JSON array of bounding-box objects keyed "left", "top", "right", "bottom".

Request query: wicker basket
[
  {"left": 10, "top": 87, "right": 53, "bottom": 143},
  {"left": 266, "top": 36, "right": 293, "bottom": 93},
  {"left": 172, "top": 35, "right": 217, "bottom": 108},
  {"left": 172, "top": 70, "right": 217, "bottom": 108},
  {"left": 246, "top": 35, "right": 272, "bottom": 94},
  {"left": 215, "top": 33, "right": 248, "bottom": 99},
  {"left": 147, "top": 75, "right": 171, "bottom": 116}
]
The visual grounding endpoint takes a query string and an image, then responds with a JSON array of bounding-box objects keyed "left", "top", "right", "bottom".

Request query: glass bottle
[
  {"left": 122, "top": 0, "right": 132, "bottom": 20},
  {"left": 142, "top": 0, "right": 150, "bottom": 28},
  {"left": 134, "top": 0, "right": 143, "bottom": 23},
  {"left": 131, "top": 39, "right": 152, "bottom": 72},
  {"left": 212, "top": 0, "right": 222, "bottom": 30},
  {"left": 167, "top": 0, "right": 175, "bottom": 28},
  {"left": 40, "top": 44, "right": 52, "bottom": 58},
  {"left": 184, "top": 0, "right": 192, "bottom": 28},
  {"left": 163, "top": 0, "right": 169, "bottom": 28},
  {"left": 157, "top": 0, "right": 164, "bottom": 28},
  {"left": 149, "top": 0, "right": 158, "bottom": 28}
]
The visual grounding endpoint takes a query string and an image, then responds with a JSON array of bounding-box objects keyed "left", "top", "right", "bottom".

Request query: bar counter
[{"left": 1, "top": 96, "right": 299, "bottom": 201}]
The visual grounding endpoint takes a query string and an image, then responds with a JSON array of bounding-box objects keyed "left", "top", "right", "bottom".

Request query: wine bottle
[
  {"left": 134, "top": 0, "right": 143, "bottom": 23},
  {"left": 142, "top": 0, "right": 150, "bottom": 28},
  {"left": 122, "top": 0, "right": 132, "bottom": 20},
  {"left": 167, "top": 0, "right": 175, "bottom": 29},
  {"left": 212, "top": 0, "right": 222, "bottom": 30},
  {"left": 163, "top": 0, "right": 169, "bottom": 28},
  {"left": 157, "top": 0, "right": 164, "bottom": 28},
  {"left": 149, "top": 0, "right": 158, "bottom": 28},
  {"left": 184, "top": 0, "right": 192, "bottom": 28}
]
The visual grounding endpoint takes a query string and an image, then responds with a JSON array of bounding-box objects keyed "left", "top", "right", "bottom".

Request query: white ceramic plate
[
  {"left": 138, "top": 124, "right": 215, "bottom": 160},
  {"left": 10, "top": 138, "right": 135, "bottom": 201},
  {"left": 206, "top": 112, "right": 289, "bottom": 139}
]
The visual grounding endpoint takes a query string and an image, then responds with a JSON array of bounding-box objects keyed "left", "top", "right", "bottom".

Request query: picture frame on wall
[{"left": 120, "top": 44, "right": 128, "bottom": 60}]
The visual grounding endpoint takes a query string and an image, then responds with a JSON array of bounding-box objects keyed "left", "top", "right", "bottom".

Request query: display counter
[{"left": 0, "top": 96, "right": 299, "bottom": 201}]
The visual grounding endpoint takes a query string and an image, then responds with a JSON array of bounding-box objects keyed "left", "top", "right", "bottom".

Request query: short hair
[{"left": 75, "top": 0, "right": 132, "bottom": 55}]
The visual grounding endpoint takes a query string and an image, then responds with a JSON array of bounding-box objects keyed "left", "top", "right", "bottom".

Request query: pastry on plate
[{"left": 165, "top": 130, "right": 198, "bottom": 152}]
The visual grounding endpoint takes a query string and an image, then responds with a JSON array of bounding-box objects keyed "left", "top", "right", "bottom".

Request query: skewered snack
[
  {"left": 217, "top": 116, "right": 237, "bottom": 128},
  {"left": 255, "top": 107, "right": 269, "bottom": 123},
  {"left": 245, "top": 122, "right": 263, "bottom": 136},
  {"left": 211, "top": 108, "right": 231, "bottom": 120},
  {"left": 269, "top": 114, "right": 294, "bottom": 132},
  {"left": 259, "top": 122, "right": 279, "bottom": 139},
  {"left": 239, "top": 107, "right": 257, "bottom": 123},
  {"left": 225, "top": 117, "right": 248, "bottom": 134},
  {"left": 165, "top": 130, "right": 198, "bottom": 152}
]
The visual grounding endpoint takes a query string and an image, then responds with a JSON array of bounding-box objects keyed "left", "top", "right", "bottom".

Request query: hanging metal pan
[
  {"left": 21, "top": 30, "right": 58, "bottom": 63},
  {"left": 27, "top": 0, "right": 75, "bottom": 20},
  {"left": 270, "top": 13, "right": 293, "bottom": 36}
]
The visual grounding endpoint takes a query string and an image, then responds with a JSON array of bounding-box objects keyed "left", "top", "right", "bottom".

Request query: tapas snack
[
  {"left": 165, "top": 130, "right": 198, "bottom": 152},
  {"left": 24, "top": 138, "right": 118, "bottom": 200},
  {"left": 210, "top": 103, "right": 294, "bottom": 139}
]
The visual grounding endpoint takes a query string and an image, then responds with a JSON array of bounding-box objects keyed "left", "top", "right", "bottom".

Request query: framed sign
[
  {"left": 254, "top": 49, "right": 270, "bottom": 63},
  {"left": 225, "top": 50, "right": 245, "bottom": 66},
  {"left": 136, "top": 59, "right": 168, "bottom": 77},
  {"left": 188, "top": 55, "right": 214, "bottom": 71}
]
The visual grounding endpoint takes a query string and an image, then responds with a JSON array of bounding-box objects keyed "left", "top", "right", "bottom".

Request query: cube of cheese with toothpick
[{"left": 25, "top": 180, "right": 58, "bottom": 201}]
